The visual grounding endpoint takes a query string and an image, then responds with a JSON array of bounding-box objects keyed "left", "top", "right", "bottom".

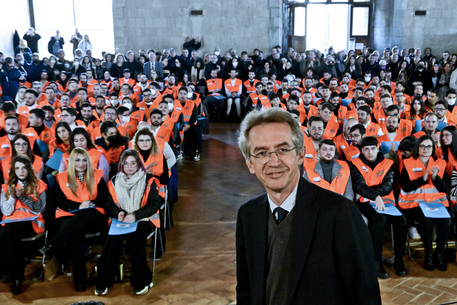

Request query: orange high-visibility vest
[
  {"left": 243, "top": 79, "right": 259, "bottom": 94},
  {"left": 206, "top": 78, "right": 223, "bottom": 96},
  {"left": 305, "top": 159, "right": 350, "bottom": 195},
  {"left": 336, "top": 105, "right": 348, "bottom": 126},
  {"left": 342, "top": 145, "right": 360, "bottom": 162},
  {"left": 352, "top": 158, "right": 395, "bottom": 204},
  {"left": 63, "top": 148, "right": 102, "bottom": 169},
  {"left": 107, "top": 175, "right": 163, "bottom": 228},
  {"left": 398, "top": 157, "right": 449, "bottom": 209},
  {"left": 1, "top": 180, "right": 47, "bottom": 233},
  {"left": 155, "top": 117, "right": 174, "bottom": 143},
  {"left": 224, "top": 78, "right": 242, "bottom": 94},
  {"left": 1, "top": 155, "right": 43, "bottom": 182},
  {"left": 303, "top": 137, "right": 318, "bottom": 168},
  {"left": 181, "top": 100, "right": 196, "bottom": 125},
  {"left": 55, "top": 169, "right": 105, "bottom": 218},
  {"left": 323, "top": 115, "right": 340, "bottom": 139},
  {"left": 365, "top": 121, "right": 382, "bottom": 137},
  {"left": 21, "top": 126, "right": 54, "bottom": 144}
]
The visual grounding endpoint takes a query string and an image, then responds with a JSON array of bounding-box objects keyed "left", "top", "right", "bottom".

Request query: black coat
[{"left": 236, "top": 177, "right": 381, "bottom": 305}]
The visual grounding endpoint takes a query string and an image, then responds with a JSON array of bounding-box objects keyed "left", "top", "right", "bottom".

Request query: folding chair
[
  {"left": 21, "top": 230, "right": 48, "bottom": 280},
  {"left": 147, "top": 224, "right": 165, "bottom": 279},
  {"left": 162, "top": 186, "right": 173, "bottom": 231}
]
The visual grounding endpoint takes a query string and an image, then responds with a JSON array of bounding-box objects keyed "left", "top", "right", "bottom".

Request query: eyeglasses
[
  {"left": 122, "top": 161, "right": 138, "bottom": 167},
  {"left": 419, "top": 145, "right": 433, "bottom": 150},
  {"left": 435, "top": 108, "right": 446, "bottom": 111},
  {"left": 105, "top": 112, "right": 116, "bottom": 116},
  {"left": 250, "top": 147, "right": 296, "bottom": 164}
]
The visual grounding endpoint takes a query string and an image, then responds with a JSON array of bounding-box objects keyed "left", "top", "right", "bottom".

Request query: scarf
[{"left": 114, "top": 169, "right": 146, "bottom": 215}]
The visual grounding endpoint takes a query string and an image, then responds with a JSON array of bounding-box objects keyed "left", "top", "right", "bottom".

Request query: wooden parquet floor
[{"left": 1, "top": 122, "right": 457, "bottom": 304}]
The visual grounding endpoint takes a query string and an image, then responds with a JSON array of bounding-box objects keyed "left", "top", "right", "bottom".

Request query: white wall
[
  {"left": 0, "top": 0, "right": 114, "bottom": 59},
  {"left": 0, "top": 0, "right": 31, "bottom": 57}
]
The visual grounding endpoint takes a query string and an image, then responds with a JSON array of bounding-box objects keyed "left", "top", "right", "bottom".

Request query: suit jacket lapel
[
  {"left": 251, "top": 195, "right": 269, "bottom": 302},
  {"left": 286, "top": 178, "right": 318, "bottom": 303}
]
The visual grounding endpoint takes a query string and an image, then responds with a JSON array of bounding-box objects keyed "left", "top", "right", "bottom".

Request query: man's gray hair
[{"left": 238, "top": 108, "right": 304, "bottom": 161}]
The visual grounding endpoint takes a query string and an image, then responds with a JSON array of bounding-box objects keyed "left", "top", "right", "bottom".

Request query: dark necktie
[{"left": 273, "top": 207, "right": 288, "bottom": 225}]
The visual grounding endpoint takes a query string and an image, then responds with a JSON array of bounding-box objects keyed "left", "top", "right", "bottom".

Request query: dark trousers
[
  {"left": 357, "top": 200, "right": 408, "bottom": 262},
  {"left": 0, "top": 222, "right": 36, "bottom": 281},
  {"left": 402, "top": 207, "right": 451, "bottom": 256},
  {"left": 53, "top": 209, "right": 106, "bottom": 286},
  {"left": 203, "top": 96, "right": 225, "bottom": 121},
  {"left": 96, "top": 221, "right": 152, "bottom": 290},
  {"left": 183, "top": 124, "right": 202, "bottom": 156}
]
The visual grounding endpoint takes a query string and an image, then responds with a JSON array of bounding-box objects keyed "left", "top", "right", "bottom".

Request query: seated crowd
[{"left": 0, "top": 42, "right": 456, "bottom": 295}]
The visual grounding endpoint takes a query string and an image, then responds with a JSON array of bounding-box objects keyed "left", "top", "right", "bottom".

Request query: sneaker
[
  {"left": 177, "top": 152, "right": 183, "bottom": 160},
  {"left": 194, "top": 152, "right": 200, "bottom": 161},
  {"left": 409, "top": 227, "right": 420, "bottom": 239},
  {"left": 94, "top": 287, "right": 108, "bottom": 296},
  {"left": 133, "top": 282, "right": 153, "bottom": 295}
]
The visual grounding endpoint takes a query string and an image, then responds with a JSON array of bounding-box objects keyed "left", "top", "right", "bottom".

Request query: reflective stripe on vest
[
  {"left": 306, "top": 160, "right": 350, "bottom": 195},
  {"left": 352, "top": 157, "right": 395, "bottom": 203},
  {"left": 1, "top": 180, "right": 47, "bottom": 233},
  {"left": 107, "top": 176, "right": 162, "bottom": 228},
  {"left": 398, "top": 157, "right": 449, "bottom": 209}
]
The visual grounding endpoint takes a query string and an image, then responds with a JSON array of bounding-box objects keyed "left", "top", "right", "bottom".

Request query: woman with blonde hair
[
  {"left": 49, "top": 147, "right": 109, "bottom": 292},
  {"left": 58, "top": 128, "right": 109, "bottom": 181},
  {"left": 0, "top": 155, "right": 47, "bottom": 294}
]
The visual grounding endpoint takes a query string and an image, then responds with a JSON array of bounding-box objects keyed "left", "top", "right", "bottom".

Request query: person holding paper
[
  {"left": 50, "top": 148, "right": 109, "bottom": 291},
  {"left": 350, "top": 136, "right": 408, "bottom": 278},
  {"left": 399, "top": 135, "right": 450, "bottom": 271},
  {"left": 0, "top": 155, "right": 47, "bottom": 294},
  {"left": 95, "top": 149, "right": 163, "bottom": 296}
]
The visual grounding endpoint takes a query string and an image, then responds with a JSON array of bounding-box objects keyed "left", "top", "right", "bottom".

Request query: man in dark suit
[
  {"left": 236, "top": 108, "right": 381, "bottom": 304},
  {"left": 144, "top": 52, "right": 164, "bottom": 79}
]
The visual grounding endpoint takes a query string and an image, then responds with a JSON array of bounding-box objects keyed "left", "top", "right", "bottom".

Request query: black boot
[
  {"left": 435, "top": 253, "right": 447, "bottom": 271},
  {"left": 424, "top": 254, "right": 434, "bottom": 271},
  {"left": 11, "top": 280, "right": 22, "bottom": 295},
  {"left": 394, "top": 259, "right": 408, "bottom": 277},
  {"left": 376, "top": 262, "right": 390, "bottom": 279}
]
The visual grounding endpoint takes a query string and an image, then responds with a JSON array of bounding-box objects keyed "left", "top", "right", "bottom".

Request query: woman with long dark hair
[
  {"left": 48, "top": 121, "right": 71, "bottom": 157},
  {"left": 403, "top": 96, "right": 428, "bottom": 123},
  {"left": 95, "top": 149, "right": 163, "bottom": 296},
  {"left": 438, "top": 125, "right": 457, "bottom": 177},
  {"left": 0, "top": 134, "right": 43, "bottom": 183},
  {"left": 0, "top": 155, "right": 47, "bottom": 294},
  {"left": 399, "top": 135, "right": 450, "bottom": 271}
]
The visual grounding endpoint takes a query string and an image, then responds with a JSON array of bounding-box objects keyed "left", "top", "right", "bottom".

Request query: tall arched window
[
  {"left": 33, "top": 0, "right": 114, "bottom": 57},
  {"left": 284, "top": 0, "right": 373, "bottom": 53}
]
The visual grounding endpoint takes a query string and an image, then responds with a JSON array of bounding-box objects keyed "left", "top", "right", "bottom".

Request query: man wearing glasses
[{"left": 236, "top": 108, "right": 381, "bottom": 304}]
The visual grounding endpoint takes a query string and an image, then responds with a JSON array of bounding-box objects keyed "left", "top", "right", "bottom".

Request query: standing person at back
[{"left": 236, "top": 108, "right": 381, "bottom": 304}]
